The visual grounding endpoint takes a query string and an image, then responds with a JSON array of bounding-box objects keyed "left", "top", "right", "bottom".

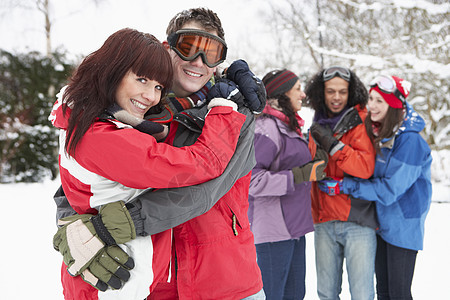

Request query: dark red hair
[{"left": 63, "top": 28, "right": 173, "bottom": 155}]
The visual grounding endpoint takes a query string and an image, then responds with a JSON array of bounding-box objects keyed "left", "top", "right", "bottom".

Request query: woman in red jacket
[{"left": 51, "top": 28, "right": 245, "bottom": 300}]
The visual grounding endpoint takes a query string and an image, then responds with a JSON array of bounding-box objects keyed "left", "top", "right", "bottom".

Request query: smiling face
[
  {"left": 368, "top": 89, "right": 390, "bottom": 123},
  {"left": 166, "top": 21, "right": 217, "bottom": 98},
  {"left": 324, "top": 77, "right": 349, "bottom": 116},
  {"left": 115, "top": 71, "right": 164, "bottom": 119},
  {"left": 285, "top": 79, "right": 305, "bottom": 112}
]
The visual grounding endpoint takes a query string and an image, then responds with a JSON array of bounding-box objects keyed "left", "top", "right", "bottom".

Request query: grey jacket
[{"left": 54, "top": 103, "right": 256, "bottom": 236}]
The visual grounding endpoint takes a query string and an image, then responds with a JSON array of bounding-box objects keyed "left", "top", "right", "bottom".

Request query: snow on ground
[{"left": 1, "top": 179, "right": 449, "bottom": 299}]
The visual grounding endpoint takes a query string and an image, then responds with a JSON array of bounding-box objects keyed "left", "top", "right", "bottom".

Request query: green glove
[
  {"left": 292, "top": 159, "right": 327, "bottom": 184},
  {"left": 53, "top": 201, "right": 136, "bottom": 290},
  {"left": 80, "top": 245, "right": 134, "bottom": 291}
]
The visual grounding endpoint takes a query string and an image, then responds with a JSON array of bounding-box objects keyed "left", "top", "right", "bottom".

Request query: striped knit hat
[{"left": 263, "top": 69, "right": 299, "bottom": 98}]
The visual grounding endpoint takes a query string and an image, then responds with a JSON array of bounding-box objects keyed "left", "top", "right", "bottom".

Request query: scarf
[
  {"left": 148, "top": 78, "right": 214, "bottom": 124},
  {"left": 262, "top": 98, "right": 305, "bottom": 137},
  {"left": 372, "top": 122, "right": 381, "bottom": 137},
  {"left": 104, "top": 103, "right": 168, "bottom": 141},
  {"left": 313, "top": 106, "right": 351, "bottom": 131}
]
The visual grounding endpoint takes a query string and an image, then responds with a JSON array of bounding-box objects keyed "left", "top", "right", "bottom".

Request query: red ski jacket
[{"left": 50, "top": 88, "right": 246, "bottom": 300}]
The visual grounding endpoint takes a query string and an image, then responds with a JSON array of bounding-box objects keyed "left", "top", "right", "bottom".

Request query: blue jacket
[
  {"left": 249, "top": 114, "right": 314, "bottom": 244},
  {"left": 342, "top": 102, "right": 432, "bottom": 250}
]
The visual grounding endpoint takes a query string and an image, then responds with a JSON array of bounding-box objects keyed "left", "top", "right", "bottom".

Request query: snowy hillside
[{"left": 0, "top": 179, "right": 449, "bottom": 299}]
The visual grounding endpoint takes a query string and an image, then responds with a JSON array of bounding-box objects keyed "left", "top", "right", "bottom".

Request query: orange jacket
[{"left": 309, "top": 105, "right": 378, "bottom": 228}]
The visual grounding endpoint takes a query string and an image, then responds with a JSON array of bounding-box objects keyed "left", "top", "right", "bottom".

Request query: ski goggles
[
  {"left": 167, "top": 29, "right": 227, "bottom": 68},
  {"left": 370, "top": 75, "right": 406, "bottom": 103},
  {"left": 323, "top": 66, "right": 351, "bottom": 82}
]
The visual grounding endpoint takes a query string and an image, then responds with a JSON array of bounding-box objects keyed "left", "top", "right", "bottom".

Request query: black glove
[
  {"left": 207, "top": 78, "right": 245, "bottom": 108},
  {"left": 226, "top": 59, "right": 266, "bottom": 113},
  {"left": 310, "top": 123, "right": 343, "bottom": 154},
  {"left": 314, "top": 146, "right": 329, "bottom": 164}
]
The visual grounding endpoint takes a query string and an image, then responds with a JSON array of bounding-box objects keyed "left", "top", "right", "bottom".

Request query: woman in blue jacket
[
  {"left": 249, "top": 69, "right": 327, "bottom": 300},
  {"left": 319, "top": 75, "right": 432, "bottom": 300}
]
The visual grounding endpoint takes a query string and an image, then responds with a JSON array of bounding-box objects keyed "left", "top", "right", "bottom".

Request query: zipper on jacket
[
  {"left": 226, "top": 204, "right": 241, "bottom": 236},
  {"left": 232, "top": 213, "right": 239, "bottom": 236}
]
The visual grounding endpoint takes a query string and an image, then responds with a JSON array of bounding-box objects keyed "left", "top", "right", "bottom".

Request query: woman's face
[
  {"left": 115, "top": 71, "right": 164, "bottom": 119},
  {"left": 368, "top": 89, "right": 390, "bottom": 123},
  {"left": 285, "top": 79, "right": 305, "bottom": 112}
]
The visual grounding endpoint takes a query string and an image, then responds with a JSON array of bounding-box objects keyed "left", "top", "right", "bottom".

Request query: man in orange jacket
[{"left": 304, "top": 67, "right": 377, "bottom": 300}]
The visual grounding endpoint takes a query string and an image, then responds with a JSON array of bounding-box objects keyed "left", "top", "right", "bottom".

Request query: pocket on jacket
[{"left": 399, "top": 181, "right": 429, "bottom": 218}]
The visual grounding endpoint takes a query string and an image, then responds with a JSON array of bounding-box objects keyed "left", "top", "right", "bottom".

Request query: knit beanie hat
[
  {"left": 370, "top": 75, "right": 410, "bottom": 109},
  {"left": 263, "top": 69, "right": 299, "bottom": 98}
]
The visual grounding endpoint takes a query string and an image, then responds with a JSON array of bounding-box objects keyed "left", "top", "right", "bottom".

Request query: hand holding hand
[{"left": 318, "top": 179, "right": 343, "bottom": 196}]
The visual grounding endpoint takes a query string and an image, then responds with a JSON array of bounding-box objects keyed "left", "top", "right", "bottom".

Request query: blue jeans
[
  {"left": 241, "top": 288, "right": 266, "bottom": 300},
  {"left": 256, "top": 237, "right": 306, "bottom": 300},
  {"left": 314, "top": 221, "right": 376, "bottom": 300},
  {"left": 375, "top": 235, "right": 417, "bottom": 300}
]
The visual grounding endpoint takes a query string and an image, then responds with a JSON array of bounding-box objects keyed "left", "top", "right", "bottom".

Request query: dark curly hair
[{"left": 304, "top": 69, "right": 368, "bottom": 116}]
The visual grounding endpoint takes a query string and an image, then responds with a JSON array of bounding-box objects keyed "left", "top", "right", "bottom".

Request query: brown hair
[
  {"left": 365, "top": 107, "right": 404, "bottom": 154},
  {"left": 166, "top": 7, "right": 225, "bottom": 40},
  {"left": 63, "top": 28, "right": 173, "bottom": 156}
]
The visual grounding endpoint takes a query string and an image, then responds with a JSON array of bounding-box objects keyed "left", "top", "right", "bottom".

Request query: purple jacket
[{"left": 248, "top": 115, "right": 314, "bottom": 244}]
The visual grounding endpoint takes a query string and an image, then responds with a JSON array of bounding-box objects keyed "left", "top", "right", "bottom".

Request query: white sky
[{"left": 0, "top": 0, "right": 268, "bottom": 59}]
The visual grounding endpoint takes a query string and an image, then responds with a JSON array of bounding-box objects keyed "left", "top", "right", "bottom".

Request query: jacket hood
[
  {"left": 397, "top": 102, "right": 425, "bottom": 135},
  {"left": 48, "top": 86, "right": 70, "bottom": 130}
]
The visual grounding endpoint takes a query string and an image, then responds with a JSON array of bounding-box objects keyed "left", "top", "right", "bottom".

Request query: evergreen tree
[{"left": 0, "top": 50, "right": 74, "bottom": 182}]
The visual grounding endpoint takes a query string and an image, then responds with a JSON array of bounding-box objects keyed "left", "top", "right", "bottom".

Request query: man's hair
[
  {"left": 63, "top": 28, "right": 173, "bottom": 156},
  {"left": 166, "top": 7, "right": 225, "bottom": 40},
  {"left": 304, "top": 68, "right": 368, "bottom": 116}
]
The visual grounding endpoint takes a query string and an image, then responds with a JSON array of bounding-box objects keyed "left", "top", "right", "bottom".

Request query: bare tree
[
  {"left": 265, "top": 0, "right": 449, "bottom": 150},
  {"left": 36, "top": 0, "right": 51, "bottom": 57},
  {"left": 1, "top": 0, "right": 106, "bottom": 57}
]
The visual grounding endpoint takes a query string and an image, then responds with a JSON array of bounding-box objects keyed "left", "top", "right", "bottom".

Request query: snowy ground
[{"left": 1, "top": 179, "right": 449, "bottom": 299}]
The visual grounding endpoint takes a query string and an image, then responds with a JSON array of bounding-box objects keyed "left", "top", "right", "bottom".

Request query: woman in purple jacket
[{"left": 248, "top": 69, "right": 327, "bottom": 300}]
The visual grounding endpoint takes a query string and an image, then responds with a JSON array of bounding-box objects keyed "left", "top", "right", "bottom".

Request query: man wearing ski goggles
[
  {"left": 322, "top": 66, "right": 351, "bottom": 82},
  {"left": 167, "top": 29, "right": 227, "bottom": 68},
  {"left": 370, "top": 75, "right": 407, "bottom": 107}
]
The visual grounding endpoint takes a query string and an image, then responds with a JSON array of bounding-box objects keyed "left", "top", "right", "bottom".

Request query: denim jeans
[
  {"left": 256, "top": 237, "right": 306, "bottom": 300},
  {"left": 314, "top": 221, "right": 376, "bottom": 300},
  {"left": 241, "top": 288, "right": 266, "bottom": 300},
  {"left": 375, "top": 235, "right": 417, "bottom": 300}
]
